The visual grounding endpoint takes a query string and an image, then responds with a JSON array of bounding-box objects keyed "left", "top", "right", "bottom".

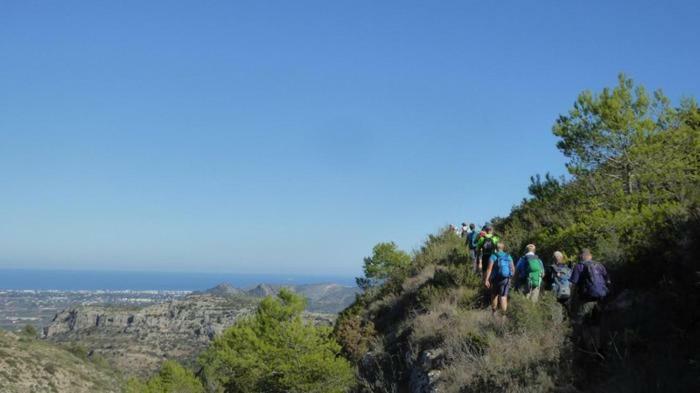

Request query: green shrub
[
  {"left": 20, "top": 324, "right": 38, "bottom": 338},
  {"left": 200, "top": 289, "right": 354, "bottom": 393},
  {"left": 125, "top": 361, "right": 203, "bottom": 393},
  {"left": 64, "top": 343, "right": 89, "bottom": 360}
]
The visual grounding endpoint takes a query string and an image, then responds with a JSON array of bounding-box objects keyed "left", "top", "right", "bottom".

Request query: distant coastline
[{"left": 0, "top": 268, "right": 356, "bottom": 291}]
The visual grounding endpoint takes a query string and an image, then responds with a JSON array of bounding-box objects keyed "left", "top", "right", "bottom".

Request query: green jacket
[{"left": 476, "top": 233, "right": 499, "bottom": 252}]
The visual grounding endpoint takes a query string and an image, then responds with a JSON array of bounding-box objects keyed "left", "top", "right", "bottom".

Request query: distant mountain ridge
[{"left": 197, "top": 281, "right": 360, "bottom": 313}]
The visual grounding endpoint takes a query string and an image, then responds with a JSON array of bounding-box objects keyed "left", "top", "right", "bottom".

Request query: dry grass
[
  {"left": 438, "top": 293, "right": 572, "bottom": 393},
  {"left": 402, "top": 265, "right": 436, "bottom": 294}
]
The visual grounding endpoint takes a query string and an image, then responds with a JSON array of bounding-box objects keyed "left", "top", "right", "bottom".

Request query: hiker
[
  {"left": 476, "top": 225, "right": 499, "bottom": 276},
  {"left": 465, "top": 223, "right": 479, "bottom": 272},
  {"left": 515, "top": 244, "right": 545, "bottom": 302},
  {"left": 569, "top": 249, "right": 611, "bottom": 339},
  {"left": 460, "top": 223, "right": 469, "bottom": 240},
  {"left": 484, "top": 241, "right": 515, "bottom": 316},
  {"left": 548, "top": 251, "right": 572, "bottom": 305}
]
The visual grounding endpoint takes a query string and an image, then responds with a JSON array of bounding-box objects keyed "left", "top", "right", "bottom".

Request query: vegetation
[
  {"left": 336, "top": 74, "right": 700, "bottom": 392},
  {"left": 120, "top": 289, "right": 353, "bottom": 393},
  {"left": 199, "top": 288, "right": 354, "bottom": 393},
  {"left": 126, "top": 361, "right": 204, "bottom": 393},
  {"left": 494, "top": 74, "right": 700, "bottom": 391},
  {"left": 0, "top": 330, "right": 123, "bottom": 393},
  {"left": 356, "top": 242, "right": 412, "bottom": 290},
  {"left": 20, "top": 324, "right": 38, "bottom": 338}
]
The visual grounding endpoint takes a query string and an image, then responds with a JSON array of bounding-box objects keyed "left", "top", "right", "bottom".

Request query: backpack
[
  {"left": 481, "top": 236, "right": 495, "bottom": 254},
  {"left": 581, "top": 261, "right": 609, "bottom": 300},
  {"left": 466, "top": 231, "right": 478, "bottom": 249},
  {"left": 551, "top": 264, "right": 572, "bottom": 299},
  {"left": 526, "top": 255, "right": 544, "bottom": 288},
  {"left": 493, "top": 252, "right": 512, "bottom": 279}
]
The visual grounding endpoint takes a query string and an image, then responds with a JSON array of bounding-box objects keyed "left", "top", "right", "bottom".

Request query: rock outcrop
[{"left": 43, "top": 293, "right": 255, "bottom": 376}]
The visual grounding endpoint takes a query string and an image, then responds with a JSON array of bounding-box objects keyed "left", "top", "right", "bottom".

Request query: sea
[{"left": 0, "top": 269, "right": 356, "bottom": 291}]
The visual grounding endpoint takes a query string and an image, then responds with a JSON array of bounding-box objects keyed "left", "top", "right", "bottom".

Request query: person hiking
[
  {"left": 460, "top": 223, "right": 469, "bottom": 240},
  {"left": 570, "top": 249, "right": 611, "bottom": 343},
  {"left": 548, "top": 251, "right": 572, "bottom": 305},
  {"left": 514, "top": 244, "right": 545, "bottom": 302},
  {"left": 476, "top": 226, "right": 499, "bottom": 276},
  {"left": 465, "top": 223, "right": 479, "bottom": 272},
  {"left": 484, "top": 241, "right": 515, "bottom": 318}
]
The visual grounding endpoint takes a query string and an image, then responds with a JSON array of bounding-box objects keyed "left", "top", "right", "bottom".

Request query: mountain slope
[
  {"left": 335, "top": 77, "right": 700, "bottom": 392},
  {"left": 0, "top": 331, "right": 122, "bottom": 393},
  {"left": 334, "top": 232, "right": 570, "bottom": 392}
]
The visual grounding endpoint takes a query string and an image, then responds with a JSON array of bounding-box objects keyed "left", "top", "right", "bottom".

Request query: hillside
[
  {"left": 335, "top": 76, "right": 700, "bottom": 392},
  {"left": 0, "top": 330, "right": 122, "bottom": 393},
  {"left": 336, "top": 233, "right": 571, "bottom": 392}
]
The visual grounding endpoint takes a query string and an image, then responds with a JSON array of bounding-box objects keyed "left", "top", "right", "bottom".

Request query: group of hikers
[{"left": 454, "top": 223, "right": 612, "bottom": 328}]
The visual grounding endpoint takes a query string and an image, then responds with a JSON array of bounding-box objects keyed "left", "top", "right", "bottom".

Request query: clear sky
[{"left": 1, "top": 1, "right": 698, "bottom": 276}]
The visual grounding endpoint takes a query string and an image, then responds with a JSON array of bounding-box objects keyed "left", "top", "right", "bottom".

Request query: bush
[
  {"left": 334, "top": 314, "right": 377, "bottom": 362},
  {"left": 200, "top": 289, "right": 354, "bottom": 393},
  {"left": 125, "top": 361, "right": 204, "bottom": 393},
  {"left": 20, "top": 324, "right": 38, "bottom": 338}
]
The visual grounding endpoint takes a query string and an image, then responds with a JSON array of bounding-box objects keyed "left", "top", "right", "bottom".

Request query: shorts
[{"left": 491, "top": 277, "right": 510, "bottom": 297}]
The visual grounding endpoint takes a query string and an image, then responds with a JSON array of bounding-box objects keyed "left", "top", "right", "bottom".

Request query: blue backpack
[
  {"left": 551, "top": 264, "right": 572, "bottom": 299},
  {"left": 493, "top": 252, "right": 513, "bottom": 279},
  {"left": 581, "top": 261, "right": 609, "bottom": 299}
]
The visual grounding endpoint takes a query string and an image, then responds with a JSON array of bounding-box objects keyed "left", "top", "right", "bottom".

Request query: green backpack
[{"left": 526, "top": 255, "right": 544, "bottom": 288}]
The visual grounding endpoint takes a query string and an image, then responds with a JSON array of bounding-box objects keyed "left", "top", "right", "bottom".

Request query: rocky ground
[{"left": 0, "top": 330, "right": 122, "bottom": 393}]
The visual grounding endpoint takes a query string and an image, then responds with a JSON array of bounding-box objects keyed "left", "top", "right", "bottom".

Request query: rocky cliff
[{"left": 43, "top": 293, "right": 256, "bottom": 376}]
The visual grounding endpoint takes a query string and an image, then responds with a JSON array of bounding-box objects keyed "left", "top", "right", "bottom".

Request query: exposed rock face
[
  {"left": 0, "top": 331, "right": 122, "bottom": 393},
  {"left": 43, "top": 294, "right": 255, "bottom": 376},
  {"left": 409, "top": 349, "right": 444, "bottom": 393}
]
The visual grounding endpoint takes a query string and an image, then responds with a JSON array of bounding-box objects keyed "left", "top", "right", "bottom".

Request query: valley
[{"left": 0, "top": 282, "right": 359, "bottom": 377}]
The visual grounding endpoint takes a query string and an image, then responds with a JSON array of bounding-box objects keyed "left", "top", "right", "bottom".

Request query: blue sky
[{"left": 1, "top": 1, "right": 698, "bottom": 276}]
